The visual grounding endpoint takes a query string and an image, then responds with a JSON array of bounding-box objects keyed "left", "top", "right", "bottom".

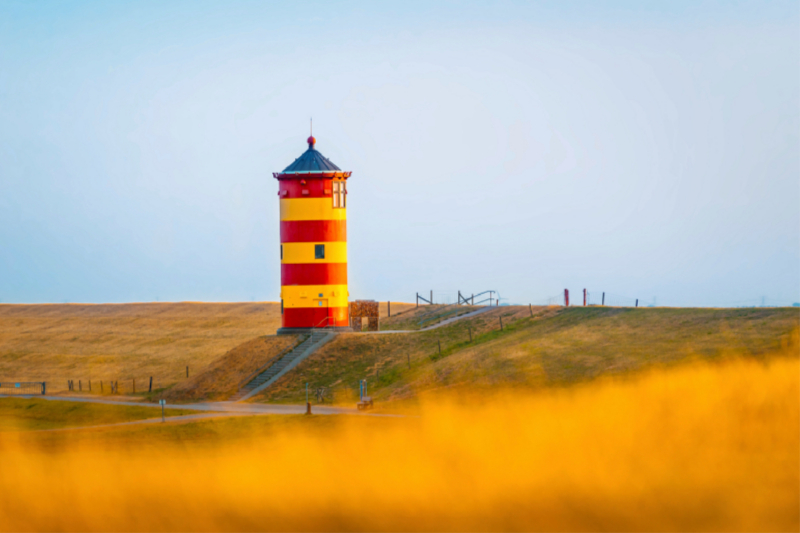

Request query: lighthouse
[{"left": 274, "top": 135, "right": 352, "bottom": 333}]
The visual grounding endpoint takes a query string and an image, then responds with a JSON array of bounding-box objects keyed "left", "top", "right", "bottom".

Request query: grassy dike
[{"left": 251, "top": 306, "right": 799, "bottom": 406}]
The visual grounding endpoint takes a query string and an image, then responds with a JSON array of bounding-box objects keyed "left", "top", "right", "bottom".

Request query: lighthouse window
[
  {"left": 315, "top": 244, "right": 325, "bottom": 259},
  {"left": 332, "top": 181, "right": 346, "bottom": 209}
]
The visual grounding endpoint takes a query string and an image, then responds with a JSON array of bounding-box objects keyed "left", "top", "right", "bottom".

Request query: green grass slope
[
  {"left": 252, "top": 306, "right": 799, "bottom": 406},
  {"left": 0, "top": 398, "right": 193, "bottom": 431}
]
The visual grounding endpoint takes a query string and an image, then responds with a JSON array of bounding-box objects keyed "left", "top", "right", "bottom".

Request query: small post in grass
[
  {"left": 88, "top": 380, "right": 91, "bottom": 392},
  {"left": 602, "top": 292, "right": 605, "bottom": 306},
  {"left": 438, "top": 339, "right": 441, "bottom": 354},
  {"left": 79, "top": 380, "right": 82, "bottom": 392},
  {"left": 388, "top": 301, "right": 391, "bottom": 317},
  {"left": 100, "top": 381, "right": 103, "bottom": 393},
  {"left": 407, "top": 353, "right": 410, "bottom": 369},
  {"left": 159, "top": 399, "right": 166, "bottom": 422},
  {"left": 529, "top": 304, "right": 533, "bottom": 317},
  {"left": 500, "top": 317, "right": 504, "bottom": 331},
  {"left": 132, "top": 378, "right": 135, "bottom": 394},
  {"left": 305, "top": 382, "right": 311, "bottom": 415},
  {"left": 186, "top": 366, "right": 189, "bottom": 378},
  {"left": 149, "top": 376, "right": 153, "bottom": 393}
]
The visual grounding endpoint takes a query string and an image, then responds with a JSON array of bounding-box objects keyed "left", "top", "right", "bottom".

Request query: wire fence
[{"left": 0, "top": 382, "right": 45, "bottom": 395}]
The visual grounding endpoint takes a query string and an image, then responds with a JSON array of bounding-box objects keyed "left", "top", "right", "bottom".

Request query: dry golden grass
[
  {"left": 0, "top": 352, "right": 796, "bottom": 531},
  {"left": 160, "top": 335, "right": 299, "bottom": 402},
  {"left": 0, "top": 303, "right": 282, "bottom": 393}
]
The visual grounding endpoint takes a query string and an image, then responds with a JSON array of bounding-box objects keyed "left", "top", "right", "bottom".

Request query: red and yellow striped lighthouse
[{"left": 274, "top": 135, "right": 351, "bottom": 333}]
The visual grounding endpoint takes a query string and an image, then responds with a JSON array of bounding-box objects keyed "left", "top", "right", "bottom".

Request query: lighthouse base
[{"left": 277, "top": 327, "right": 353, "bottom": 335}]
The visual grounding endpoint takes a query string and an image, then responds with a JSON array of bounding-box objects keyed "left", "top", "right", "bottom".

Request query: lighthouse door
[{"left": 313, "top": 299, "right": 329, "bottom": 327}]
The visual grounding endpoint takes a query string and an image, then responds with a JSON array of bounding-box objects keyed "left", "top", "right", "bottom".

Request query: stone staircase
[{"left": 230, "top": 331, "right": 335, "bottom": 402}]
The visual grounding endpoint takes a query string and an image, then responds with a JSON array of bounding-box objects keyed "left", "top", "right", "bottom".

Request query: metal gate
[{"left": 0, "top": 382, "right": 45, "bottom": 395}]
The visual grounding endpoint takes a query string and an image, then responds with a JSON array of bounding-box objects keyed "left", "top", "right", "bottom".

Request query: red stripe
[
  {"left": 278, "top": 178, "right": 346, "bottom": 199},
  {"left": 283, "top": 306, "right": 349, "bottom": 328},
  {"left": 281, "top": 263, "right": 347, "bottom": 285},
  {"left": 281, "top": 220, "right": 347, "bottom": 242}
]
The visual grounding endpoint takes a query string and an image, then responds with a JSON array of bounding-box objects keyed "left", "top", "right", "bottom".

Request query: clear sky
[{"left": 1, "top": 1, "right": 798, "bottom": 307}]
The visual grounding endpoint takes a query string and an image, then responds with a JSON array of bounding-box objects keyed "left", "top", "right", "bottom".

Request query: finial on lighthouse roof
[{"left": 307, "top": 117, "right": 315, "bottom": 148}]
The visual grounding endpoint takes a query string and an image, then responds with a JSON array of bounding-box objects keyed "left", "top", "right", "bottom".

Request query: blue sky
[{"left": 1, "top": 1, "right": 798, "bottom": 306}]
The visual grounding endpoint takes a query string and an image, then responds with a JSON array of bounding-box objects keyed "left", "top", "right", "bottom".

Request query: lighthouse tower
[{"left": 274, "top": 135, "right": 352, "bottom": 333}]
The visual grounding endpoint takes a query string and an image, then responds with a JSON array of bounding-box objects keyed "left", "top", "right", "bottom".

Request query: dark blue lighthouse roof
[{"left": 281, "top": 136, "right": 341, "bottom": 173}]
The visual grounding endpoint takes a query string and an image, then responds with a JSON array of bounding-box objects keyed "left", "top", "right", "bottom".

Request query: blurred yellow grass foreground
[{"left": 1, "top": 354, "right": 797, "bottom": 532}]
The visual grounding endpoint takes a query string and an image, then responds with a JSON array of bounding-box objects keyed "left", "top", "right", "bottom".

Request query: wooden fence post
[
  {"left": 100, "top": 381, "right": 103, "bottom": 393},
  {"left": 149, "top": 376, "right": 153, "bottom": 393},
  {"left": 416, "top": 293, "right": 419, "bottom": 308},
  {"left": 79, "top": 380, "right": 82, "bottom": 392},
  {"left": 88, "top": 380, "right": 91, "bottom": 392},
  {"left": 529, "top": 304, "right": 533, "bottom": 317},
  {"left": 388, "top": 301, "right": 391, "bottom": 317},
  {"left": 186, "top": 366, "right": 189, "bottom": 378}
]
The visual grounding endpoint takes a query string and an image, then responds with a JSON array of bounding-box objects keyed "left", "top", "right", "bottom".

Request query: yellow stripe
[
  {"left": 281, "top": 242, "right": 347, "bottom": 264},
  {"left": 280, "top": 198, "right": 347, "bottom": 221},
  {"left": 281, "top": 284, "right": 349, "bottom": 308}
]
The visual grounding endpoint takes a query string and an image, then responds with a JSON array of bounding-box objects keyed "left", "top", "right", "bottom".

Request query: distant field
[
  {"left": 0, "top": 303, "right": 282, "bottom": 393},
  {"left": 255, "top": 306, "right": 800, "bottom": 405}
]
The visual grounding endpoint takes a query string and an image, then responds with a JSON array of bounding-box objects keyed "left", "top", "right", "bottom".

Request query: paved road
[{"left": 1, "top": 393, "right": 403, "bottom": 417}]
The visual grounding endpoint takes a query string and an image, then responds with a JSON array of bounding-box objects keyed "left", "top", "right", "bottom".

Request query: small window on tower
[
  {"left": 332, "top": 182, "right": 339, "bottom": 208},
  {"left": 340, "top": 181, "right": 346, "bottom": 208},
  {"left": 315, "top": 244, "right": 325, "bottom": 259}
]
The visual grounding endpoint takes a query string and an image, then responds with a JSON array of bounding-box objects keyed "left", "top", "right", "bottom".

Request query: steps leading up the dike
[{"left": 231, "top": 331, "right": 335, "bottom": 402}]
